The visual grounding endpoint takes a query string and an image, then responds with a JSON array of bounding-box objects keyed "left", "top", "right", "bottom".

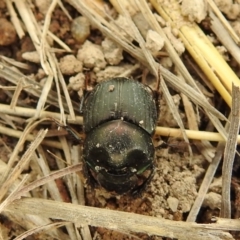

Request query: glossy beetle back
[
  {"left": 82, "top": 77, "right": 158, "bottom": 194},
  {"left": 83, "top": 77, "right": 157, "bottom": 135}
]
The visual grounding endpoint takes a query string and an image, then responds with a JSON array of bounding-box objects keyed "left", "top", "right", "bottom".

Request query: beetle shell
[
  {"left": 83, "top": 120, "right": 154, "bottom": 194},
  {"left": 83, "top": 77, "right": 158, "bottom": 194},
  {"left": 83, "top": 77, "right": 157, "bottom": 135}
]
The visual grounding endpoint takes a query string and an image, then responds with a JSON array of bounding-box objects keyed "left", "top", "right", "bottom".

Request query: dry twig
[{"left": 5, "top": 197, "right": 237, "bottom": 240}]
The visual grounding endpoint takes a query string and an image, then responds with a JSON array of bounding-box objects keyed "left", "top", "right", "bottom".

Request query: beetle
[{"left": 82, "top": 77, "right": 159, "bottom": 194}]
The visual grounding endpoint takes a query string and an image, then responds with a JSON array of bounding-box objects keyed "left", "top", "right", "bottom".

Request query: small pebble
[
  {"left": 77, "top": 40, "right": 106, "bottom": 70},
  {"left": 71, "top": 16, "right": 90, "bottom": 44},
  {"left": 203, "top": 192, "right": 221, "bottom": 210},
  {"left": 35, "top": 0, "right": 51, "bottom": 14},
  {"left": 0, "top": 18, "right": 17, "bottom": 46},
  {"left": 145, "top": 30, "right": 164, "bottom": 54},
  {"left": 59, "top": 55, "right": 82, "bottom": 75},
  {"left": 22, "top": 51, "right": 40, "bottom": 63},
  {"left": 68, "top": 72, "right": 85, "bottom": 91},
  {"left": 167, "top": 197, "right": 179, "bottom": 212},
  {"left": 96, "top": 64, "right": 133, "bottom": 82},
  {"left": 102, "top": 38, "right": 123, "bottom": 65},
  {"left": 181, "top": 0, "right": 207, "bottom": 23}
]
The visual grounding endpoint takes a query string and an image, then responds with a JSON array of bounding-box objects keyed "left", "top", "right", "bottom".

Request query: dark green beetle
[{"left": 83, "top": 77, "right": 158, "bottom": 194}]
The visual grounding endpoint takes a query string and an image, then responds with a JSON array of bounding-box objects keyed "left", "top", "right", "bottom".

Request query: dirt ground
[{"left": 0, "top": 0, "right": 240, "bottom": 240}]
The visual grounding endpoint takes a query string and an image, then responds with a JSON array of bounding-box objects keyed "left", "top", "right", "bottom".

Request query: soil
[{"left": 0, "top": 0, "right": 240, "bottom": 240}]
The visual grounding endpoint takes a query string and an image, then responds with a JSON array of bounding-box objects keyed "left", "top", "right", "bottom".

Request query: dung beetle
[{"left": 82, "top": 77, "right": 158, "bottom": 194}]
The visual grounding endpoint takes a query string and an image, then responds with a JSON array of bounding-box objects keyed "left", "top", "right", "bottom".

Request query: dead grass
[{"left": 0, "top": 0, "right": 240, "bottom": 239}]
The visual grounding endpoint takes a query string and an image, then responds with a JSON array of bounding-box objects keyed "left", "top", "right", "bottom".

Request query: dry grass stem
[
  {"left": 13, "top": 222, "right": 69, "bottom": 240},
  {"left": 136, "top": 0, "right": 200, "bottom": 92},
  {"left": 0, "top": 129, "right": 48, "bottom": 202},
  {"left": 0, "top": 125, "right": 66, "bottom": 149},
  {"left": 5, "top": 197, "right": 237, "bottom": 240},
  {"left": 0, "top": 85, "right": 17, "bottom": 90},
  {"left": 0, "top": 174, "right": 29, "bottom": 213},
  {"left": 5, "top": 163, "right": 81, "bottom": 202},
  {"left": 45, "top": 29, "right": 72, "bottom": 52},
  {"left": 128, "top": 0, "right": 229, "bottom": 135},
  {"left": 210, "top": 11, "right": 240, "bottom": 66},
  {"left": 0, "top": 61, "right": 79, "bottom": 112},
  {"left": 12, "top": 0, "right": 75, "bottom": 121},
  {"left": 184, "top": 55, "right": 215, "bottom": 92},
  {"left": 207, "top": 0, "right": 240, "bottom": 44},
  {"left": 10, "top": 78, "right": 23, "bottom": 109},
  {"left": 1, "top": 0, "right": 240, "bottom": 239},
  {"left": 0, "top": 55, "right": 30, "bottom": 70},
  {"left": 58, "top": 0, "right": 72, "bottom": 20},
  {"left": 34, "top": 146, "right": 80, "bottom": 239},
  {"left": 5, "top": 0, "right": 25, "bottom": 38},
  {"left": 150, "top": 0, "right": 240, "bottom": 107},
  {"left": 0, "top": 103, "right": 82, "bottom": 124},
  {"left": 221, "top": 84, "right": 240, "bottom": 218},
  {"left": 187, "top": 142, "right": 225, "bottom": 222},
  {"left": 156, "top": 127, "right": 238, "bottom": 143}
]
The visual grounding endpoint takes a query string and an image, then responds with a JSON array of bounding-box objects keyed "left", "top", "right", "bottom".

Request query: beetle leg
[
  {"left": 80, "top": 90, "right": 91, "bottom": 114},
  {"left": 132, "top": 164, "right": 155, "bottom": 197},
  {"left": 82, "top": 161, "right": 99, "bottom": 190},
  {"left": 155, "top": 139, "right": 169, "bottom": 149},
  {"left": 52, "top": 118, "right": 82, "bottom": 144},
  {"left": 141, "top": 69, "right": 161, "bottom": 118},
  {"left": 152, "top": 68, "right": 161, "bottom": 117}
]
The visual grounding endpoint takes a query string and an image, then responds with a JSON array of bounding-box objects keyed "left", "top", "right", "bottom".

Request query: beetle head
[{"left": 83, "top": 120, "right": 154, "bottom": 194}]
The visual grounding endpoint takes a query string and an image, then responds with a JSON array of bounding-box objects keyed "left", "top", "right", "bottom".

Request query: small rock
[
  {"left": 171, "top": 175, "right": 197, "bottom": 212},
  {"left": 114, "top": 15, "right": 134, "bottom": 42},
  {"left": 0, "top": 18, "right": 17, "bottom": 46},
  {"left": 145, "top": 30, "right": 164, "bottom": 54},
  {"left": 227, "top": 4, "right": 240, "bottom": 20},
  {"left": 231, "top": 21, "right": 240, "bottom": 38},
  {"left": 214, "top": 0, "right": 240, "bottom": 20},
  {"left": 77, "top": 40, "right": 106, "bottom": 70},
  {"left": 71, "top": 16, "right": 91, "bottom": 44},
  {"left": 22, "top": 51, "right": 40, "bottom": 63},
  {"left": 59, "top": 55, "right": 82, "bottom": 75},
  {"left": 214, "top": 0, "right": 231, "bottom": 14},
  {"left": 34, "top": 0, "right": 51, "bottom": 15},
  {"left": 192, "top": 164, "right": 205, "bottom": 178},
  {"left": 102, "top": 38, "right": 123, "bottom": 65},
  {"left": 167, "top": 197, "right": 179, "bottom": 212},
  {"left": 35, "top": 68, "right": 46, "bottom": 81},
  {"left": 96, "top": 64, "right": 133, "bottom": 82},
  {"left": 160, "top": 57, "right": 173, "bottom": 69},
  {"left": 203, "top": 192, "right": 221, "bottom": 210},
  {"left": 68, "top": 72, "right": 85, "bottom": 92},
  {"left": 181, "top": 0, "right": 207, "bottom": 23}
]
